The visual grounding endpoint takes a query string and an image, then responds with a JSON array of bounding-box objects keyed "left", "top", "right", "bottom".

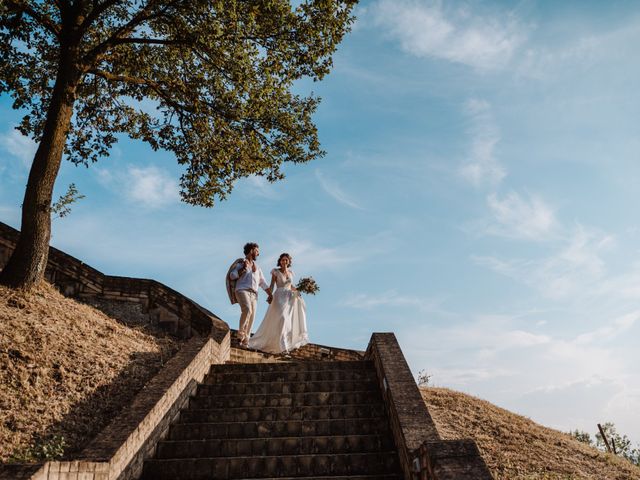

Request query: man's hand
[{"left": 267, "top": 295, "right": 273, "bottom": 304}]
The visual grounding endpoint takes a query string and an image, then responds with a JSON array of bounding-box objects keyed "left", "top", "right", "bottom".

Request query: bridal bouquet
[{"left": 296, "top": 277, "right": 320, "bottom": 295}]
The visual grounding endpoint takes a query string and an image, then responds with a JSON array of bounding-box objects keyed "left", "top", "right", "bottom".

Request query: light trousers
[{"left": 236, "top": 289, "right": 257, "bottom": 342}]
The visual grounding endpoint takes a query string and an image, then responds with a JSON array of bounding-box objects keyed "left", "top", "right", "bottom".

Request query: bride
[{"left": 248, "top": 253, "right": 309, "bottom": 354}]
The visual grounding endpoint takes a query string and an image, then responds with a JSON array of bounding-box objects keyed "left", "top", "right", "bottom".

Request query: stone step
[
  {"left": 229, "top": 349, "right": 288, "bottom": 364},
  {"left": 155, "top": 434, "right": 395, "bottom": 459},
  {"left": 141, "top": 452, "right": 400, "bottom": 479},
  {"left": 204, "top": 368, "right": 377, "bottom": 384},
  {"left": 200, "top": 379, "right": 378, "bottom": 395},
  {"left": 191, "top": 390, "right": 381, "bottom": 408},
  {"left": 180, "top": 404, "right": 385, "bottom": 423},
  {"left": 168, "top": 417, "right": 391, "bottom": 441},
  {"left": 210, "top": 360, "right": 373, "bottom": 373}
]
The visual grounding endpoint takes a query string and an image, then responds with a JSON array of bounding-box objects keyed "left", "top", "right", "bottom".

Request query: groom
[{"left": 229, "top": 242, "right": 272, "bottom": 347}]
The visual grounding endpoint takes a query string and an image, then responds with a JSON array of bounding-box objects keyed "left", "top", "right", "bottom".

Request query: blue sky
[{"left": 2, "top": 0, "right": 640, "bottom": 443}]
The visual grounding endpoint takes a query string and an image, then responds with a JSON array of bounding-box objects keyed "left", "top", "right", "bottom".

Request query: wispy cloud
[
  {"left": 242, "top": 175, "right": 280, "bottom": 200},
  {"left": 96, "top": 165, "right": 179, "bottom": 208},
  {"left": 458, "top": 99, "right": 506, "bottom": 187},
  {"left": 397, "top": 307, "right": 640, "bottom": 436},
  {"left": 126, "top": 166, "right": 179, "bottom": 207},
  {"left": 262, "top": 237, "right": 362, "bottom": 273},
  {"left": 315, "top": 170, "right": 364, "bottom": 210},
  {"left": 484, "top": 191, "right": 559, "bottom": 241},
  {"left": 473, "top": 225, "right": 614, "bottom": 299},
  {"left": 371, "top": 0, "right": 526, "bottom": 71},
  {"left": 574, "top": 310, "right": 640, "bottom": 345},
  {"left": 341, "top": 290, "right": 450, "bottom": 315},
  {"left": 516, "top": 22, "right": 640, "bottom": 80},
  {"left": 0, "top": 129, "right": 37, "bottom": 168}
]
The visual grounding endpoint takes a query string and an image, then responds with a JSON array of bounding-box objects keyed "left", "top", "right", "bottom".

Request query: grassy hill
[
  {"left": 0, "top": 283, "right": 180, "bottom": 462},
  {"left": 422, "top": 387, "right": 640, "bottom": 479}
]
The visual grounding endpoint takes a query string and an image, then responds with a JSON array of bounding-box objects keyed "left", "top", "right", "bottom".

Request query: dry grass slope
[
  {"left": 422, "top": 387, "right": 640, "bottom": 480},
  {"left": 0, "top": 283, "right": 180, "bottom": 463}
]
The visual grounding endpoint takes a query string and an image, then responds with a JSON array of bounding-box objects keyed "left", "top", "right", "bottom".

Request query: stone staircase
[{"left": 140, "top": 360, "right": 402, "bottom": 480}]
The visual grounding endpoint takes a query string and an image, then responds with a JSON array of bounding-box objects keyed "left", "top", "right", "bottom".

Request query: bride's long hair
[{"left": 277, "top": 253, "right": 292, "bottom": 268}]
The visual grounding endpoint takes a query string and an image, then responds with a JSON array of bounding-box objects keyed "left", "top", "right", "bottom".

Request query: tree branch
[
  {"left": 6, "top": 0, "right": 62, "bottom": 38},
  {"left": 111, "top": 37, "right": 188, "bottom": 46},
  {"left": 81, "top": 0, "right": 181, "bottom": 67},
  {"left": 81, "top": 0, "right": 122, "bottom": 31},
  {"left": 88, "top": 68, "right": 189, "bottom": 113},
  {"left": 89, "top": 68, "right": 157, "bottom": 87}
]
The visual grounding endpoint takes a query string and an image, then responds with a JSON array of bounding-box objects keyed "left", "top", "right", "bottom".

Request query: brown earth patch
[
  {"left": 0, "top": 282, "right": 181, "bottom": 463},
  {"left": 421, "top": 386, "right": 640, "bottom": 479}
]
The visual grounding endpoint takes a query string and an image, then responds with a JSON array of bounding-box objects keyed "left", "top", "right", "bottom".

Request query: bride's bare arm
[{"left": 269, "top": 273, "right": 276, "bottom": 295}]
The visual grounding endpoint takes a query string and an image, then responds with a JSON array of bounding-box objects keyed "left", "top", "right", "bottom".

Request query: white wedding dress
[{"left": 248, "top": 268, "right": 309, "bottom": 353}]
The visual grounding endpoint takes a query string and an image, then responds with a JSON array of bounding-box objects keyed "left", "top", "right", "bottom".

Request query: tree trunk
[{"left": 0, "top": 47, "right": 79, "bottom": 289}]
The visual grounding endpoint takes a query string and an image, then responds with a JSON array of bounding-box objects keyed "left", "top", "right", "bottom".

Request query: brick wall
[
  {"left": 366, "top": 333, "right": 493, "bottom": 480},
  {"left": 416, "top": 440, "right": 493, "bottom": 480}
]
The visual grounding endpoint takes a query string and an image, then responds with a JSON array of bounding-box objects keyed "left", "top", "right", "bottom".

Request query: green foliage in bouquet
[{"left": 296, "top": 277, "right": 320, "bottom": 295}]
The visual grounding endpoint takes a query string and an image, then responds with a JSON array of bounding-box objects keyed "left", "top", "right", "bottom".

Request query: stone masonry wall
[
  {"left": 366, "top": 333, "right": 440, "bottom": 480},
  {"left": 366, "top": 333, "right": 493, "bottom": 480}
]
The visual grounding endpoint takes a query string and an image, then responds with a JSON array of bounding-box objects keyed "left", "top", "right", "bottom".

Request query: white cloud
[
  {"left": 0, "top": 129, "right": 37, "bottom": 168},
  {"left": 485, "top": 191, "right": 559, "bottom": 241},
  {"left": 315, "top": 170, "right": 364, "bottom": 210},
  {"left": 341, "top": 290, "right": 450, "bottom": 315},
  {"left": 371, "top": 0, "right": 525, "bottom": 71},
  {"left": 516, "top": 22, "right": 640, "bottom": 81},
  {"left": 508, "top": 378, "right": 625, "bottom": 435},
  {"left": 96, "top": 165, "right": 179, "bottom": 208},
  {"left": 242, "top": 175, "right": 280, "bottom": 200},
  {"left": 458, "top": 99, "right": 506, "bottom": 187},
  {"left": 574, "top": 310, "right": 640, "bottom": 345},
  {"left": 262, "top": 237, "right": 362, "bottom": 273},
  {"left": 127, "top": 166, "right": 179, "bottom": 207},
  {"left": 593, "top": 265, "right": 640, "bottom": 301},
  {"left": 398, "top": 308, "right": 640, "bottom": 440},
  {"left": 473, "top": 225, "right": 614, "bottom": 299}
]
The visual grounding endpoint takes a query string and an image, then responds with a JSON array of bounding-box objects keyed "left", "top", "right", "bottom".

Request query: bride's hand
[{"left": 267, "top": 295, "right": 273, "bottom": 304}]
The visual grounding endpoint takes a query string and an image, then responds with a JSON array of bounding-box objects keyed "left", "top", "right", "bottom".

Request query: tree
[
  {"left": 569, "top": 429, "right": 593, "bottom": 446},
  {"left": 0, "top": 0, "right": 356, "bottom": 289},
  {"left": 596, "top": 422, "right": 640, "bottom": 466},
  {"left": 417, "top": 369, "right": 431, "bottom": 387}
]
